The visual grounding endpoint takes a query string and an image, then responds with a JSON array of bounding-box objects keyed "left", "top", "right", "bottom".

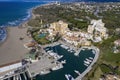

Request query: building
[
  {"left": 100, "top": 74, "right": 120, "bottom": 80},
  {"left": 113, "top": 39, "right": 120, "bottom": 53},
  {"left": 114, "top": 39, "right": 120, "bottom": 47},
  {"left": 87, "top": 19, "right": 108, "bottom": 42},
  {"left": 49, "top": 20, "right": 69, "bottom": 35}
]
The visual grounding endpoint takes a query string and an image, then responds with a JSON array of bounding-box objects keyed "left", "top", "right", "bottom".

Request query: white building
[{"left": 87, "top": 19, "right": 108, "bottom": 42}]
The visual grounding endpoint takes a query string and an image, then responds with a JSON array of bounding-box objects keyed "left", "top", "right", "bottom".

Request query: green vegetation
[
  {"left": 27, "top": 3, "right": 120, "bottom": 80},
  {"left": 86, "top": 35, "right": 120, "bottom": 80},
  {"left": 28, "top": 28, "right": 50, "bottom": 45},
  {"left": 100, "top": 64, "right": 112, "bottom": 73},
  {"left": 32, "top": 32, "right": 50, "bottom": 45},
  {"left": 28, "top": 5, "right": 98, "bottom": 30},
  {"left": 100, "top": 10, "right": 120, "bottom": 29}
]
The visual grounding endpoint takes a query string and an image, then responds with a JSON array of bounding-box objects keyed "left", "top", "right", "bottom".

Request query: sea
[
  {"left": 0, "top": 1, "right": 47, "bottom": 42},
  {"left": 0, "top": 0, "right": 120, "bottom": 42},
  {"left": 0, "top": 1, "right": 118, "bottom": 80}
]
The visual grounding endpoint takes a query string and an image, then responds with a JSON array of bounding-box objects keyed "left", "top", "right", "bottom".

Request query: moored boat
[{"left": 65, "top": 74, "right": 74, "bottom": 80}]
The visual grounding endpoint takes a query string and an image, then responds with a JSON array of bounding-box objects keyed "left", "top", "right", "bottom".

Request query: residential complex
[{"left": 44, "top": 19, "right": 108, "bottom": 47}]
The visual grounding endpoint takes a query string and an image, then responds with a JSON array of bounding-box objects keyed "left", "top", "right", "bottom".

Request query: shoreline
[
  {"left": 0, "top": 1, "right": 53, "bottom": 66},
  {"left": 0, "top": 26, "right": 30, "bottom": 66},
  {"left": 0, "top": 2, "right": 49, "bottom": 44}
]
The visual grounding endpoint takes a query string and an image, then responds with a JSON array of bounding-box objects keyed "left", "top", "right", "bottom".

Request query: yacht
[
  {"left": 92, "top": 50, "right": 96, "bottom": 54},
  {"left": 65, "top": 74, "right": 75, "bottom": 80},
  {"left": 61, "top": 60, "right": 66, "bottom": 64},
  {"left": 74, "top": 70, "right": 81, "bottom": 75},
  {"left": 89, "top": 57, "right": 93, "bottom": 60},
  {"left": 60, "top": 44, "right": 69, "bottom": 50},
  {"left": 84, "top": 63, "right": 89, "bottom": 67},
  {"left": 51, "top": 64, "right": 63, "bottom": 71},
  {"left": 85, "top": 58, "right": 92, "bottom": 62},
  {"left": 84, "top": 60, "right": 90, "bottom": 64},
  {"left": 57, "top": 55, "right": 63, "bottom": 60},
  {"left": 40, "top": 70, "right": 50, "bottom": 75}
]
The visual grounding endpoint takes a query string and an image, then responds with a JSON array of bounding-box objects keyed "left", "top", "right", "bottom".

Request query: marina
[
  {"left": 0, "top": 42, "right": 99, "bottom": 80},
  {"left": 35, "top": 44, "right": 99, "bottom": 80}
]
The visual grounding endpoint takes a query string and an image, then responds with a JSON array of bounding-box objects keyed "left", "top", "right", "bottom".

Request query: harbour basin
[{"left": 36, "top": 44, "right": 95, "bottom": 80}]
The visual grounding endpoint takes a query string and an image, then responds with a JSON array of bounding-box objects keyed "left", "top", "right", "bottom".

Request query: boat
[
  {"left": 47, "top": 50, "right": 53, "bottom": 53},
  {"left": 84, "top": 63, "right": 89, "bottom": 67},
  {"left": 74, "top": 70, "right": 81, "bottom": 75},
  {"left": 84, "top": 60, "right": 90, "bottom": 64},
  {"left": 51, "top": 64, "right": 63, "bottom": 71},
  {"left": 61, "top": 60, "right": 66, "bottom": 64},
  {"left": 60, "top": 44, "right": 69, "bottom": 50},
  {"left": 68, "top": 48, "right": 74, "bottom": 53},
  {"left": 57, "top": 55, "right": 63, "bottom": 60},
  {"left": 70, "top": 50, "right": 75, "bottom": 53},
  {"left": 45, "top": 48, "right": 50, "bottom": 51},
  {"left": 65, "top": 74, "right": 75, "bottom": 80},
  {"left": 89, "top": 57, "right": 93, "bottom": 60},
  {"left": 85, "top": 58, "right": 92, "bottom": 62},
  {"left": 92, "top": 50, "right": 96, "bottom": 54},
  {"left": 40, "top": 70, "right": 50, "bottom": 75}
]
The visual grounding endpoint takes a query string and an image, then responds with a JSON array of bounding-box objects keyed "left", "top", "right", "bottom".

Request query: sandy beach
[
  {"left": 0, "top": 4, "right": 42, "bottom": 67},
  {"left": 0, "top": 25, "right": 30, "bottom": 66}
]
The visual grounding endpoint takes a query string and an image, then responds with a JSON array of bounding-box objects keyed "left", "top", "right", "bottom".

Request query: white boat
[
  {"left": 85, "top": 58, "right": 92, "bottom": 62},
  {"left": 89, "top": 57, "right": 93, "bottom": 60},
  {"left": 57, "top": 55, "right": 63, "bottom": 59},
  {"left": 84, "top": 63, "right": 89, "bottom": 67},
  {"left": 47, "top": 50, "right": 53, "bottom": 53},
  {"left": 84, "top": 60, "right": 90, "bottom": 64},
  {"left": 65, "top": 74, "right": 75, "bottom": 80},
  {"left": 40, "top": 70, "right": 50, "bottom": 75},
  {"left": 70, "top": 50, "right": 75, "bottom": 53},
  {"left": 61, "top": 60, "right": 66, "bottom": 64},
  {"left": 45, "top": 48, "right": 49, "bottom": 51},
  {"left": 74, "top": 70, "right": 81, "bottom": 75},
  {"left": 92, "top": 50, "right": 96, "bottom": 54},
  {"left": 60, "top": 44, "right": 69, "bottom": 50},
  {"left": 51, "top": 64, "right": 63, "bottom": 71}
]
